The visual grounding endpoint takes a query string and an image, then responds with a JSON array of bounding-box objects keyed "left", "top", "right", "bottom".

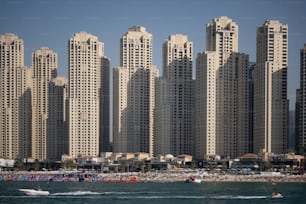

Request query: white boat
[
  {"left": 271, "top": 192, "right": 283, "bottom": 198},
  {"left": 185, "top": 176, "right": 202, "bottom": 184},
  {"left": 19, "top": 188, "right": 50, "bottom": 196}
]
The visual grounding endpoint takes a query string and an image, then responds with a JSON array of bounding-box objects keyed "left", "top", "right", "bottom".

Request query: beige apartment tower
[
  {"left": 155, "top": 34, "right": 193, "bottom": 156},
  {"left": 298, "top": 44, "right": 306, "bottom": 155},
  {"left": 113, "top": 26, "right": 158, "bottom": 156},
  {"left": 195, "top": 17, "right": 250, "bottom": 159},
  {"left": 47, "top": 77, "right": 68, "bottom": 160},
  {"left": 31, "top": 47, "right": 57, "bottom": 160},
  {"left": 0, "top": 33, "right": 31, "bottom": 159},
  {"left": 69, "top": 32, "right": 105, "bottom": 158},
  {"left": 195, "top": 51, "right": 217, "bottom": 158},
  {"left": 253, "top": 20, "right": 288, "bottom": 154}
]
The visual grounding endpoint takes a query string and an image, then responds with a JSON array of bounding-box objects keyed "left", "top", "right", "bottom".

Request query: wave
[
  {"left": 52, "top": 191, "right": 101, "bottom": 196},
  {"left": 49, "top": 192, "right": 270, "bottom": 199},
  {"left": 103, "top": 191, "right": 166, "bottom": 195},
  {"left": 116, "top": 195, "right": 269, "bottom": 200},
  {"left": 212, "top": 195, "right": 268, "bottom": 199}
]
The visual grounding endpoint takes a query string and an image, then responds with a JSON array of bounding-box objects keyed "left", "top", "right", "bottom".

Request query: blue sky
[{"left": 1, "top": 0, "right": 305, "bottom": 109}]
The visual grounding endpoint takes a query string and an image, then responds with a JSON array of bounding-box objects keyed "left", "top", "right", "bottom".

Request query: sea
[{"left": 0, "top": 181, "right": 305, "bottom": 204}]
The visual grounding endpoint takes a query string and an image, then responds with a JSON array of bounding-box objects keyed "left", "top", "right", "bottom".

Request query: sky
[{"left": 0, "top": 0, "right": 305, "bottom": 110}]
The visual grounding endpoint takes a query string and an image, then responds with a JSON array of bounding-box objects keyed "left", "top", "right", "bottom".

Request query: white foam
[{"left": 52, "top": 191, "right": 101, "bottom": 196}]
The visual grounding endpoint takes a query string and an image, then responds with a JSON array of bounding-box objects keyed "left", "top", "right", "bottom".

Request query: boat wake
[
  {"left": 116, "top": 195, "right": 270, "bottom": 200},
  {"left": 16, "top": 188, "right": 280, "bottom": 200},
  {"left": 52, "top": 191, "right": 101, "bottom": 196},
  {"left": 212, "top": 195, "right": 268, "bottom": 199}
]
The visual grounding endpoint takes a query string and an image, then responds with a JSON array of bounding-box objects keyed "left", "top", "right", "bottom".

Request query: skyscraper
[
  {"left": 155, "top": 34, "right": 193, "bottom": 156},
  {"left": 154, "top": 77, "right": 170, "bottom": 156},
  {"left": 195, "top": 17, "right": 249, "bottom": 159},
  {"left": 195, "top": 51, "right": 217, "bottom": 159},
  {"left": 298, "top": 44, "right": 306, "bottom": 155},
  {"left": 253, "top": 20, "right": 288, "bottom": 154},
  {"left": 0, "top": 33, "right": 31, "bottom": 159},
  {"left": 31, "top": 47, "right": 57, "bottom": 160},
  {"left": 295, "top": 89, "right": 301, "bottom": 153},
  {"left": 100, "top": 56, "right": 110, "bottom": 152},
  {"left": 69, "top": 32, "right": 106, "bottom": 158},
  {"left": 47, "top": 76, "right": 68, "bottom": 160},
  {"left": 113, "top": 26, "right": 158, "bottom": 156}
]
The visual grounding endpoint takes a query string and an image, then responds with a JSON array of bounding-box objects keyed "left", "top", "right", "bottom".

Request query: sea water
[{"left": 0, "top": 181, "right": 305, "bottom": 204}]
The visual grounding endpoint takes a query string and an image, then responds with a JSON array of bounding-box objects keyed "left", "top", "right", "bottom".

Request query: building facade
[
  {"left": 253, "top": 20, "right": 288, "bottom": 154},
  {"left": 154, "top": 77, "right": 170, "bottom": 155},
  {"left": 195, "top": 51, "right": 217, "bottom": 159},
  {"left": 100, "top": 57, "right": 110, "bottom": 153},
  {"left": 0, "top": 33, "right": 31, "bottom": 159},
  {"left": 69, "top": 32, "right": 104, "bottom": 158},
  {"left": 113, "top": 26, "right": 158, "bottom": 156},
  {"left": 295, "top": 89, "right": 301, "bottom": 154},
  {"left": 195, "top": 17, "right": 249, "bottom": 159},
  {"left": 47, "top": 76, "right": 68, "bottom": 160},
  {"left": 155, "top": 34, "right": 193, "bottom": 156},
  {"left": 31, "top": 47, "right": 57, "bottom": 160},
  {"left": 298, "top": 44, "right": 306, "bottom": 155}
]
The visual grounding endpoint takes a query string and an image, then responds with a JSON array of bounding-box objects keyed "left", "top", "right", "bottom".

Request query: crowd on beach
[{"left": 1, "top": 171, "right": 306, "bottom": 183}]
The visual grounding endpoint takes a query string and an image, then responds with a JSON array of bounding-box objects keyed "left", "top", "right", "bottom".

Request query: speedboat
[
  {"left": 271, "top": 192, "right": 283, "bottom": 198},
  {"left": 185, "top": 176, "right": 201, "bottom": 184},
  {"left": 19, "top": 188, "right": 50, "bottom": 196}
]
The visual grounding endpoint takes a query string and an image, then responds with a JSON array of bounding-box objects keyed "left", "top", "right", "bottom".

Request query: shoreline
[{"left": 1, "top": 171, "right": 306, "bottom": 183}]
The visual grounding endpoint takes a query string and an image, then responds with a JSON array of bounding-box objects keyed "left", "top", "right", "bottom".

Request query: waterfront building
[
  {"left": 154, "top": 77, "right": 170, "bottom": 155},
  {"left": 31, "top": 47, "right": 57, "bottom": 160},
  {"left": 298, "top": 44, "right": 306, "bottom": 155},
  {"left": 155, "top": 34, "right": 193, "bottom": 156},
  {"left": 296, "top": 89, "right": 301, "bottom": 153},
  {"left": 195, "top": 51, "right": 217, "bottom": 159},
  {"left": 69, "top": 32, "right": 107, "bottom": 158},
  {"left": 100, "top": 56, "right": 110, "bottom": 152},
  {"left": 47, "top": 76, "right": 68, "bottom": 160},
  {"left": 0, "top": 33, "right": 31, "bottom": 159},
  {"left": 253, "top": 20, "right": 288, "bottom": 154},
  {"left": 195, "top": 16, "right": 250, "bottom": 159},
  {"left": 113, "top": 26, "right": 158, "bottom": 156}
]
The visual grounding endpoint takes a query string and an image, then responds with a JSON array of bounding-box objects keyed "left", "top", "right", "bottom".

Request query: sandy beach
[{"left": 1, "top": 171, "right": 306, "bottom": 183}]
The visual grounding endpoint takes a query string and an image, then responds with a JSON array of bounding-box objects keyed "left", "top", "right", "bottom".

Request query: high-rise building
[
  {"left": 298, "top": 44, "right": 306, "bottom": 155},
  {"left": 69, "top": 32, "right": 105, "bottom": 158},
  {"left": 253, "top": 20, "right": 288, "bottom": 154},
  {"left": 31, "top": 47, "right": 57, "bottom": 160},
  {"left": 248, "top": 63, "right": 256, "bottom": 154},
  {"left": 195, "top": 17, "right": 249, "bottom": 159},
  {"left": 0, "top": 33, "right": 31, "bottom": 159},
  {"left": 47, "top": 76, "right": 68, "bottom": 160},
  {"left": 295, "top": 89, "right": 301, "bottom": 153},
  {"left": 195, "top": 51, "right": 217, "bottom": 159},
  {"left": 113, "top": 26, "right": 158, "bottom": 156},
  {"left": 155, "top": 34, "right": 193, "bottom": 156},
  {"left": 154, "top": 77, "right": 170, "bottom": 155},
  {"left": 100, "top": 56, "right": 110, "bottom": 152}
]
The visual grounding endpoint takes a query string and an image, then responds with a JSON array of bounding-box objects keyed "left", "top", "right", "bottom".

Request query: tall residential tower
[
  {"left": 0, "top": 33, "right": 31, "bottom": 159},
  {"left": 113, "top": 26, "right": 158, "bottom": 156},
  {"left": 69, "top": 32, "right": 108, "bottom": 158},
  {"left": 195, "top": 16, "right": 249, "bottom": 159},
  {"left": 47, "top": 76, "right": 68, "bottom": 160},
  {"left": 155, "top": 34, "right": 193, "bottom": 156},
  {"left": 253, "top": 20, "right": 288, "bottom": 154},
  {"left": 298, "top": 44, "right": 306, "bottom": 155},
  {"left": 31, "top": 47, "right": 57, "bottom": 160}
]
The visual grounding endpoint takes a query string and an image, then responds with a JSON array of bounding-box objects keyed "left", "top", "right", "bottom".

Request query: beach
[{"left": 1, "top": 171, "right": 306, "bottom": 183}]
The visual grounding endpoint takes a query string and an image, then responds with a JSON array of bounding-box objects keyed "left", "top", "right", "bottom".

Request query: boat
[
  {"left": 19, "top": 188, "right": 50, "bottom": 196},
  {"left": 271, "top": 192, "right": 283, "bottom": 198},
  {"left": 185, "top": 176, "right": 201, "bottom": 184}
]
